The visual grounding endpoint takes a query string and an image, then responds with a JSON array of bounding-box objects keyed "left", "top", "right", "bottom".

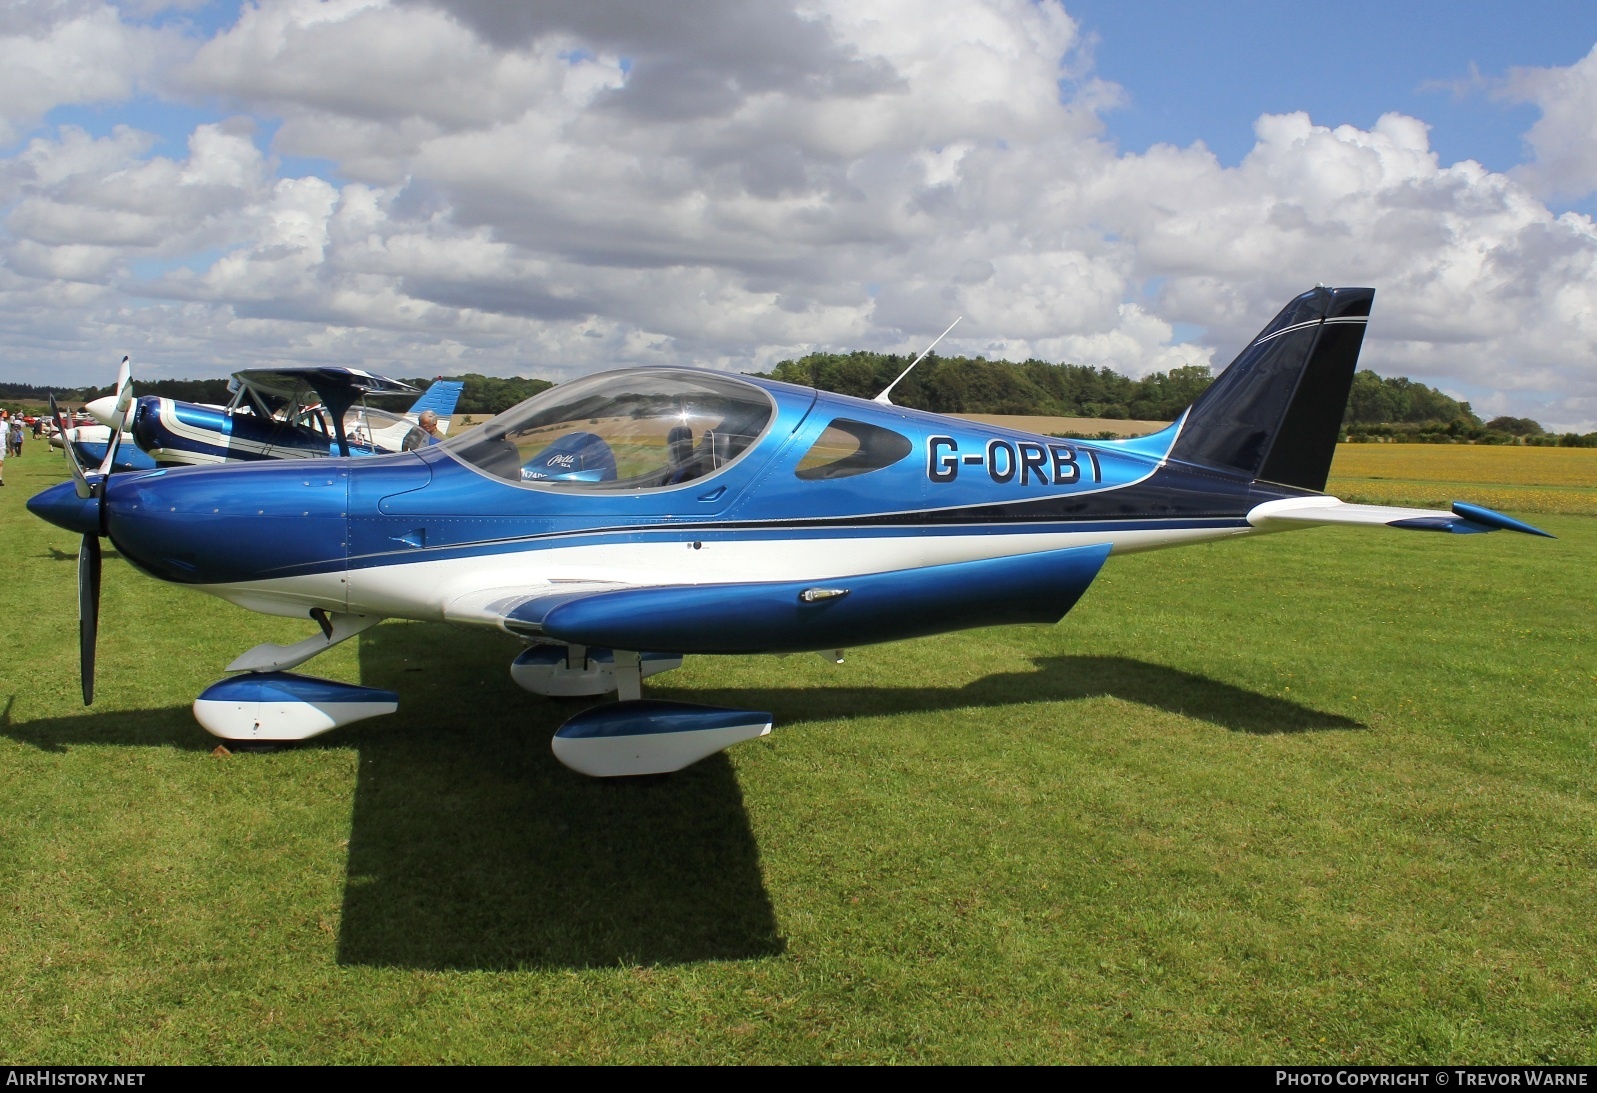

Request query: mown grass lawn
[{"left": 1, "top": 448, "right": 1593, "bottom": 1064}]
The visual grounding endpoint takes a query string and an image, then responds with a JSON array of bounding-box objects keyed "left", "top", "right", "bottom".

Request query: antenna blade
[{"left": 874, "top": 317, "right": 961, "bottom": 405}]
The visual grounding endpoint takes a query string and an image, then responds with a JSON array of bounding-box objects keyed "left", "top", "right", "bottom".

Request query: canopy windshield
[
  {"left": 342, "top": 405, "right": 425, "bottom": 453},
  {"left": 444, "top": 370, "right": 774, "bottom": 489}
]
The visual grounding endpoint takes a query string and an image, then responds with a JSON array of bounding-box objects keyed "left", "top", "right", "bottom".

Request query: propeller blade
[
  {"left": 52, "top": 394, "right": 94, "bottom": 500},
  {"left": 112, "top": 355, "right": 133, "bottom": 416},
  {"left": 96, "top": 356, "right": 133, "bottom": 479},
  {"left": 79, "top": 534, "right": 101, "bottom": 706}
]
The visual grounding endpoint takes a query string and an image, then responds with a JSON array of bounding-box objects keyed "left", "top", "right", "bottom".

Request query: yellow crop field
[{"left": 1327, "top": 443, "right": 1597, "bottom": 515}]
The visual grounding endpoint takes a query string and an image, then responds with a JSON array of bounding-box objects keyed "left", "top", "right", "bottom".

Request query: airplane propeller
[{"left": 51, "top": 355, "right": 133, "bottom": 704}]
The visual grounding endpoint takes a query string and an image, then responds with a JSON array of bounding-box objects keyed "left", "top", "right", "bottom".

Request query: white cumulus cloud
[
  {"left": 0, "top": 2, "right": 186, "bottom": 144},
  {"left": 0, "top": 0, "right": 1596, "bottom": 430}
]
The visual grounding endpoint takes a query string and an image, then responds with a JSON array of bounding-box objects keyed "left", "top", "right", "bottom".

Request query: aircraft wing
[
  {"left": 1248, "top": 497, "right": 1554, "bottom": 537},
  {"left": 235, "top": 366, "right": 418, "bottom": 457},
  {"left": 443, "top": 544, "right": 1113, "bottom": 655},
  {"left": 442, "top": 582, "right": 630, "bottom": 630},
  {"left": 235, "top": 366, "right": 417, "bottom": 405}
]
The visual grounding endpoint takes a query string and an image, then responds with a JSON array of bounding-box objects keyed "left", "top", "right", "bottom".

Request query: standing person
[
  {"left": 10, "top": 415, "right": 23, "bottom": 457},
  {"left": 0, "top": 413, "right": 8, "bottom": 485}
]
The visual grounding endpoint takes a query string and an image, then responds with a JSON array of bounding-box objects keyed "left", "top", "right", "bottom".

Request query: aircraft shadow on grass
[
  {"left": 0, "top": 625, "right": 1360, "bottom": 972},
  {"left": 678, "top": 653, "right": 1366, "bottom": 737}
]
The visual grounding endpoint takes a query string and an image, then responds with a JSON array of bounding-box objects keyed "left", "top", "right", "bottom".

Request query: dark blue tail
[{"left": 1167, "top": 286, "right": 1372, "bottom": 492}]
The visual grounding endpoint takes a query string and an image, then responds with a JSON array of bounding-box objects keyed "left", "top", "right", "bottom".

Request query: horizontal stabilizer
[
  {"left": 1248, "top": 497, "right": 1554, "bottom": 538},
  {"left": 1443, "top": 501, "right": 1555, "bottom": 538}
]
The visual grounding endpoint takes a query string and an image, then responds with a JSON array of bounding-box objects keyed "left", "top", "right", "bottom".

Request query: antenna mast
[{"left": 873, "top": 317, "right": 961, "bottom": 406}]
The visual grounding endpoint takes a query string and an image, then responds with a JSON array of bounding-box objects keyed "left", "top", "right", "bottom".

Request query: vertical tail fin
[
  {"left": 1166, "top": 286, "right": 1372, "bottom": 491},
  {"left": 407, "top": 379, "right": 466, "bottom": 435}
]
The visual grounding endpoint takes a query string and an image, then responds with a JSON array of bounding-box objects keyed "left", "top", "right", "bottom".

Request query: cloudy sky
[{"left": 5, "top": 1, "right": 1597, "bottom": 428}]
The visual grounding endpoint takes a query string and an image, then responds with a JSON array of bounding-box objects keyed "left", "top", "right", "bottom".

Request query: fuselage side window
[{"left": 795, "top": 419, "right": 913, "bottom": 480}]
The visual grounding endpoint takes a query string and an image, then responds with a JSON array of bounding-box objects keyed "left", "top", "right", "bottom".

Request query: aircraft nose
[
  {"left": 106, "top": 462, "right": 349, "bottom": 585},
  {"left": 27, "top": 479, "right": 100, "bottom": 536}
]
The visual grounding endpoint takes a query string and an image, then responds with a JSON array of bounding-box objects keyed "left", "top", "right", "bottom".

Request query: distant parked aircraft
[{"left": 88, "top": 364, "right": 466, "bottom": 466}]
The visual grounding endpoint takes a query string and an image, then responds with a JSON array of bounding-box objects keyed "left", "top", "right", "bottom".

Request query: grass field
[
  {"left": 1330, "top": 444, "right": 1597, "bottom": 516},
  {"left": 0, "top": 447, "right": 1593, "bottom": 1063}
]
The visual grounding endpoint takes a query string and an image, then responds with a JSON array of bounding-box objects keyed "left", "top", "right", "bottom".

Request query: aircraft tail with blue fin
[
  {"left": 1165, "top": 285, "right": 1371, "bottom": 493},
  {"left": 406, "top": 379, "right": 466, "bottom": 436},
  {"left": 1155, "top": 285, "right": 1551, "bottom": 538}
]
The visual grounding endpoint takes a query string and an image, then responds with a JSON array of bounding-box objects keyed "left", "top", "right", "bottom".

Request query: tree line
[
  {"left": 398, "top": 375, "right": 553, "bottom": 416},
  {"left": 6, "top": 358, "right": 1594, "bottom": 447},
  {"left": 758, "top": 351, "right": 1213, "bottom": 421},
  {"left": 758, "top": 351, "right": 1597, "bottom": 446}
]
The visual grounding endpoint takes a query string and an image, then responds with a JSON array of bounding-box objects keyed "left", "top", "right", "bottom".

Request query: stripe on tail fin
[{"left": 1167, "top": 286, "right": 1372, "bottom": 492}]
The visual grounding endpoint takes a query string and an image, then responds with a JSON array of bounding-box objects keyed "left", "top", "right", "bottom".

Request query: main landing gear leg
[{"left": 612, "top": 649, "right": 643, "bottom": 702}]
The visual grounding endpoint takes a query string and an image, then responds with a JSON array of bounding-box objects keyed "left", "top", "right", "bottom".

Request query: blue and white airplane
[
  {"left": 124, "top": 366, "right": 465, "bottom": 466},
  {"left": 47, "top": 361, "right": 158, "bottom": 472},
  {"left": 28, "top": 287, "right": 1553, "bottom": 776},
  {"left": 51, "top": 423, "right": 158, "bottom": 473}
]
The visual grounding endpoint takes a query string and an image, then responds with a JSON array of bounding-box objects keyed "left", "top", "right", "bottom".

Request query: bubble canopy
[{"left": 442, "top": 369, "right": 776, "bottom": 490}]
